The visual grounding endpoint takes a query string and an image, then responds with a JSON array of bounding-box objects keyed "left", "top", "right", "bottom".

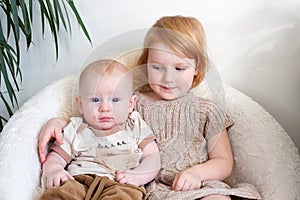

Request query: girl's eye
[
  {"left": 112, "top": 97, "right": 120, "bottom": 103},
  {"left": 175, "top": 67, "right": 186, "bottom": 71},
  {"left": 90, "top": 97, "right": 100, "bottom": 103}
]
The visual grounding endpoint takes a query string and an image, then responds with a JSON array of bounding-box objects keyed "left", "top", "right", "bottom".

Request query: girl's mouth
[{"left": 161, "top": 85, "right": 175, "bottom": 91}]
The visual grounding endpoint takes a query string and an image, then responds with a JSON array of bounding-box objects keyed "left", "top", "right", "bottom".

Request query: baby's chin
[{"left": 97, "top": 123, "right": 124, "bottom": 133}]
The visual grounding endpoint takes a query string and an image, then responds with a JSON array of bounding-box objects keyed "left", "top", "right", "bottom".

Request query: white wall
[{"left": 1, "top": 0, "right": 299, "bottom": 150}]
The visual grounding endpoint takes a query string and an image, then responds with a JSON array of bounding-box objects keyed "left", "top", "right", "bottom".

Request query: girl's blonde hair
[{"left": 137, "top": 15, "right": 208, "bottom": 88}]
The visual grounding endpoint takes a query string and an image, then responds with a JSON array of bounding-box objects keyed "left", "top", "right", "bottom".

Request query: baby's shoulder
[{"left": 64, "top": 117, "right": 89, "bottom": 136}]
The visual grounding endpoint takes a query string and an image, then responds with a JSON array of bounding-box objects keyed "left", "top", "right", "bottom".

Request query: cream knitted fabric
[{"left": 135, "top": 89, "right": 261, "bottom": 200}]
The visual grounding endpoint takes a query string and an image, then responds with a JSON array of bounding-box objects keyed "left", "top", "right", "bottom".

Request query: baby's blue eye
[
  {"left": 112, "top": 97, "right": 120, "bottom": 102},
  {"left": 90, "top": 97, "right": 100, "bottom": 103},
  {"left": 152, "top": 65, "right": 164, "bottom": 71}
]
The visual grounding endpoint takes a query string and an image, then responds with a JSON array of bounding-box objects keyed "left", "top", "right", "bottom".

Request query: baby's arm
[
  {"left": 38, "top": 118, "right": 69, "bottom": 163},
  {"left": 172, "top": 129, "right": 233, "bottom": 191},
  {"left": 115, "top": 140, "right": 161, "bottom": 186},
  {"left": 42, "top": 151, "right": 73, "bottom": 188}
]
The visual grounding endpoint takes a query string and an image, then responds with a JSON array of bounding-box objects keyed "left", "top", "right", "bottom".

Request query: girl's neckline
[
  {"left": 135, "top": 90, "right": 194, "bottom": 107},
  {"left": 134, "top": 84, "right": 196, "bottom": 107}
]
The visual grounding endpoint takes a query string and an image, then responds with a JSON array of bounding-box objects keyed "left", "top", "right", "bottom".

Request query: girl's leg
[{"left": 202, "top": 195, "right": 231, "bottom": 200}]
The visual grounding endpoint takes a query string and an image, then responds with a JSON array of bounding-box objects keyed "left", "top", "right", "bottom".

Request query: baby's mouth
[{"left": 98, "top": 117, "right": 113, "bottom": 122}]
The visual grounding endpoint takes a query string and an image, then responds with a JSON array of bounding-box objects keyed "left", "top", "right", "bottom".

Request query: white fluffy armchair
[{"left": 0, "top": 64, "right": 299, "bottom": 199}]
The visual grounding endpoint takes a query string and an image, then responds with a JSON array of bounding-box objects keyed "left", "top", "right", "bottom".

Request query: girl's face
[{"left": 147, "top": 42, "right": 196, "bottom": 100}]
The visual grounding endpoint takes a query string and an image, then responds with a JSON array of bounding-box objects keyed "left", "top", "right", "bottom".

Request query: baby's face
[{"left": 77, "top": 73, "right": 135, "bottom": 133}]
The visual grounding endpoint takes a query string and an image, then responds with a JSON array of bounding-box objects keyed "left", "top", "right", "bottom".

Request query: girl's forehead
[{"left": 148, "top": 46, "right": 195, "bottom": 66}]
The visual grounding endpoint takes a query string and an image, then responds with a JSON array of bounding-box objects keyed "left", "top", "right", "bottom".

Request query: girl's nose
[{"left": 163, "top": 67, "right": 174, "bottom": 83}]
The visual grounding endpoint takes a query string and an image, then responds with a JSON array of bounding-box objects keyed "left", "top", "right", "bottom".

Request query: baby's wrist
[{"left": 43, "top": 165, "right": 64, "bottom": 177}]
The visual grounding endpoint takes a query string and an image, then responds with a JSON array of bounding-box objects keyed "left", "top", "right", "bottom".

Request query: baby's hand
[
  {"left": 115, "top": 170, "right": 141, "bottom": 187},
  {"left": 172, "top": 167, "right": 202, "bottom": 191},
  {"left": 45, "top": 167, "right": 74, "bottom": 188}
]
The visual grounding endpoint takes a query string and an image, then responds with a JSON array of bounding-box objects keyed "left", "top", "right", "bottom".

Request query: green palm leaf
[{"left": 0, "top": 0, "right": 92, "bottom": 132}]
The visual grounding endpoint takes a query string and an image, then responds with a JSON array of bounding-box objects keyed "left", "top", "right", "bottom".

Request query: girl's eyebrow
[{"left": 148, "top": 60, "right": 192, "bottom": 66}]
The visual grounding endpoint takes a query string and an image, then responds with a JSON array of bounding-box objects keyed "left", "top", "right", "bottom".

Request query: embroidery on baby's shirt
[{"left": 97, "top": 140, "right": 128, "bottom": 149}]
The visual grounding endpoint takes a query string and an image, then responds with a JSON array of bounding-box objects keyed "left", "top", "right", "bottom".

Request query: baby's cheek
[{"left": 112, "top": 106, "right": 129, "bottom": 121}]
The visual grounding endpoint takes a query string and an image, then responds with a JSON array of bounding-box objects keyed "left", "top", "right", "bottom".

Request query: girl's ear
[
  {"left": 194, "top": 68, "right": 199, "bottom": 76},
  {"left": 129, "top": 95, "right": 137, "bottom": 113},
  {"left": 76, "top": 96, "right": 84, "bottom": 114}
]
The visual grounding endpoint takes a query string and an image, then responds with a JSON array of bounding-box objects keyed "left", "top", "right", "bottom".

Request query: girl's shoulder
[
  {"left": 135, "top": 89, "right": 212, "bottom": 106},
  {"left": 134, "top": 85, "right": 225, "bottom": 114}
]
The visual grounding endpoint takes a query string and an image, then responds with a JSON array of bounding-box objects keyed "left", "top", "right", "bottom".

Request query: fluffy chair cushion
[{"left": 0, "top": 73, "right": 299, "bottom": 199}]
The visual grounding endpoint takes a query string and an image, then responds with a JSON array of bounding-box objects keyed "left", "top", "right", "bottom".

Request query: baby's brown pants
[{"left": 40, "top": 174, "right": 146, "bottom": 200}]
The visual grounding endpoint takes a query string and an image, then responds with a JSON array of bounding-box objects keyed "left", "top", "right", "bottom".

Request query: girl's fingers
[
  {"left": 172, "top": 175, "right": 183, "bottom": 191},
  {"left": 38, "top": 134, "right": 52, "bottom": 163},
  {"left": 38, "top": 129, "right": 64, "bottom": 162},
  {"left": 54, "top": 128, "right": 64, "bottom": 144}
]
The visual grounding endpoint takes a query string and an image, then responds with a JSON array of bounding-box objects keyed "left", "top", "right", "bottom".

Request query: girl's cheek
[
  {"left": 147, "top": 71, "right": 155, "bottom": 81},
  {"left": 148, "top": 75, "right": 159, "bottom": 84}
]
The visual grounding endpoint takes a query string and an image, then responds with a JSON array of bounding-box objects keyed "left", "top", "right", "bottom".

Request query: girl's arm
[
  {"left": 38, "top": 118, "right": 69, "bottom": 163},
  {"left": 42, "top": 151, "right": 73, "bottom": 188},
  {"left": 201, "top": 129, "right": 233, "bottom": 180},
  {"left": 115, "top": 140, "right": 161, "bottom": 186},
  {"left": 172, "top": 129, "right": 233, "bottom": 191}
]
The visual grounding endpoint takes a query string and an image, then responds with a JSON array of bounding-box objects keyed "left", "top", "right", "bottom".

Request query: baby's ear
[
  {"left": 75, "top": 96, "right": 84, "bottom": 114},
  {"left": 129, "top": 95, "right": 137, "bottom": 113}
]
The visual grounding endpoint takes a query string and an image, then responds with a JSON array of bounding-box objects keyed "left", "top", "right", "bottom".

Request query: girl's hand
[
  {"left": 115, "top": 141, "right": 160, "bottom": 187},
  {"left": 172, "top": 167, "right": 202, "bottom": 191},
  {"left": 115, "top": 170, "right": 141, "bottom": 187},
  {"left": 38, "top": 118, "right": 68, "bottom": 163},
  {"left": 45, "top": 167, "right": 74, "bottom": 188}
]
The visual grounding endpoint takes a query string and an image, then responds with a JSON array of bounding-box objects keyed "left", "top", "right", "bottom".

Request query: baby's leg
[
  {"left": 39, "top": 179, "right": 86, "bottom": 200},
  {"left": 202, "top": 195, "right": 231, "bottom": 200},
  {"left": 99, "top": 179, "right": 146, "bottom": 200}
]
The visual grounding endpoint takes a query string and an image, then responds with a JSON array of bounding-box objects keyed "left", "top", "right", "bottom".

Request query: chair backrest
[{"left": 0, "top": 65, "right": 299, "bottom": 199}]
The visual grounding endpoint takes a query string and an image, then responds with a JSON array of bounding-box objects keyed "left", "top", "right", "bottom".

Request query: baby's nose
[{"left": 98, "top": 101, "right": 111, "bottom": 112}]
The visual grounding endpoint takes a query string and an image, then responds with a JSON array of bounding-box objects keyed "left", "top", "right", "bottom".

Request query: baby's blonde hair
[{"left": 79, "top": 59, "right": 133, "bottom": 94}]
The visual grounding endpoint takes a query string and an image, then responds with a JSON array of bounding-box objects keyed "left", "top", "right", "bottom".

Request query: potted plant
[{"left": 0, "top": 0, "right": 91, "bottom": 132}]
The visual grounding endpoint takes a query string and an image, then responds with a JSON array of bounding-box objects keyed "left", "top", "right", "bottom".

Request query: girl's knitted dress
[{"left": 135, "top": 89, "right": 261, "bottom": 200}]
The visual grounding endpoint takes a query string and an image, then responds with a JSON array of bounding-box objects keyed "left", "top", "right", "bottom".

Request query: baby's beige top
[{"left": 51, "top": 111, "right": 155, "bottom": 180}]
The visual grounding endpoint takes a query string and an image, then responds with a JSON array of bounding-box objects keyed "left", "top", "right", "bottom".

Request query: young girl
[{"left": 39, "top": 16, "right": 261, "bottom": 199}]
